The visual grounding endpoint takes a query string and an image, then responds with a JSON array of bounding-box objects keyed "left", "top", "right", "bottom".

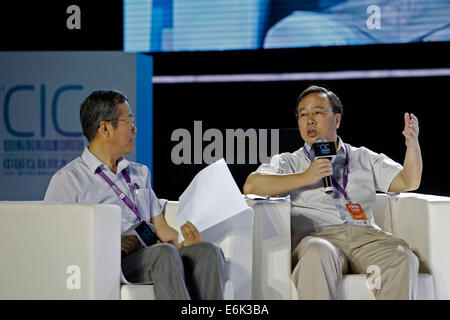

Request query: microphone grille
[{"left": 315, "top": 137, "right": 327, "bottom": 143}]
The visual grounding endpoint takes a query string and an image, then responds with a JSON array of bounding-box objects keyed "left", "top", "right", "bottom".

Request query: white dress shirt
[{"left": 44, "top": 147, "right": 167, "bottom": 234}]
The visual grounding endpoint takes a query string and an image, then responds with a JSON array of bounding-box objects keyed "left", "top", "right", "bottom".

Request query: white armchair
[
  {"left": 0, "top": 201, "right": 121, "bottom": 299},
  {"left": 247, "top": 193, "right": 450, "bottom": 300}
]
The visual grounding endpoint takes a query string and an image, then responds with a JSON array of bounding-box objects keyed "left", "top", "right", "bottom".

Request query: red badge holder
[{"left": 345, "top": 203, "right": 368, "bottom": 220}]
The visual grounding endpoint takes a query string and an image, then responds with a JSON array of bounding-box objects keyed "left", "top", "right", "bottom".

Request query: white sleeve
[
  {"left": 253, "top": 153, "right": 294, "bottom": 175},
  {"left": 149, "top": 188, "right": 168, "bottom": 219},
  {"left": 365, "top": 147, "right": 403, "bottom": 193}
]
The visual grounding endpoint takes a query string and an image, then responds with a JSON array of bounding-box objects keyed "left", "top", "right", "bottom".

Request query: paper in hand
[{"left": 176, "top": 158, "right": 250, "bottom": 242}]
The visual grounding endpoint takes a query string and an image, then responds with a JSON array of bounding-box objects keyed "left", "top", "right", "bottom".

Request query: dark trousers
[{"left": 122, "top": 242, "right": 226, "bottom": 300}]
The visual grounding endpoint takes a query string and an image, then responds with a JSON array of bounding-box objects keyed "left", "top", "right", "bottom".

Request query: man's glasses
[{"left": 104, "top": 115, "right": 135, "bottom": 126}]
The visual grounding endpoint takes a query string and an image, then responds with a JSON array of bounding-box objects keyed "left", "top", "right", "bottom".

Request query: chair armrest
[
  {"left": 162, "top": 200, "right": 254, "bottom": 299},
  {"left": 0, "top": 201, "right": 121, "bottom": 299},
  {"left": 389, "top": 193, "right": 450, "bottom": 299},
  {"left": 373, "top": 193, "right": 393, "bottom": 233},
  {"left": 246, "top": 198, "right": 292, "bottom": 299}
]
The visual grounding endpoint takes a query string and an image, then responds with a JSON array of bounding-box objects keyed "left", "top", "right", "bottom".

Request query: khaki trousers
[{"left": 291, "top": 225, "right": 419, "bottom": 300}]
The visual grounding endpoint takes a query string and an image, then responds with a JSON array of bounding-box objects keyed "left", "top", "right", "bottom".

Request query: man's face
[
  {"left": 297, "top": 92, "right": 341, "bottom": 146},
  {"left": 109, "top": 102, "right": 137, "bottom": 155}
]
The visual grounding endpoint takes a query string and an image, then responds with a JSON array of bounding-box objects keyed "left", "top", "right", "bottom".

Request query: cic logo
[
  {"left": 2, "top": 84, "right": 83, "bottom": 138},
  {"left": 319, "top": 143, "right": 331, "bottom": 155}
]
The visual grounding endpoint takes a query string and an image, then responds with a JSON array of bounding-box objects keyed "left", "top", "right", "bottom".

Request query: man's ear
[
  {"left": 97, "top": 121, "right": 111, "bottom": 138},
  {"left": 335, "top": 113, "right": 342, "bottom": 129}
]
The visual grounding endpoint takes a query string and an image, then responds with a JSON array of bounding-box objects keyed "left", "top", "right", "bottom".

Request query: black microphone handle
[
  {"left": 322, "top": 157, "right": 333, "bottom": 194},
  {"left": 323, "top": 175, "right": 333, "bottom": 194}
]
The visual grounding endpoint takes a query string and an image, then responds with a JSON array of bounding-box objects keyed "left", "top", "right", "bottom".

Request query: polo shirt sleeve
[
  {"left": 149, "top": 188, "right": 168, "bottom": 219},
  {"left": 253, "top": 153, "right": 294, "bottom": 175},
  {"left": 143, "top": 166, "right": 167, "bottom": 219},
  {"left": 364, "top": 147, "right": 403, "bottom": 193}
]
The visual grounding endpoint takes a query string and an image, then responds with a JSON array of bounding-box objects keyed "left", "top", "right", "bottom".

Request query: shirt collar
[
  {"left": 81, "top": 146, "right": 133, "bottom": 175},
  {"left": 336, "top": 136, "right": 346, "bottom": 156},
  {"left": 334, "top": 136, "right": 348, "bottom": 166}
]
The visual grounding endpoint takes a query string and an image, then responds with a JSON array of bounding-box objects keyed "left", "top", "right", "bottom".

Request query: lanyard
[
  {"left": 303, "top": 144, "right": 351, "bottom": 202},
  {"left": 95, "top": 167, "right": 143, "bottom": 221}
]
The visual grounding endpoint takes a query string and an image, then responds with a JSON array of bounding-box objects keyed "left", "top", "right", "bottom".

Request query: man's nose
[{"left": 307, "top": 115, "right": 316, "bottom": 124}]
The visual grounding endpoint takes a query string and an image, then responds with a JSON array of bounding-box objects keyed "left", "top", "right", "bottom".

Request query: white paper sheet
[{"left": 176, "top": 158, "right": 250, "bottom": 242}]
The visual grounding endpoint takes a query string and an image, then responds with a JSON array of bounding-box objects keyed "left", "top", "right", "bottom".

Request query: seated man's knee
[
  {"left": 300, "top": 237, "right": 340, "bottom": 263},
  {"left": 150, "top": 243, "right": 180, "bottom": 260},
  {"left": 192, "top": 242, "right": 224, "bottom": 260}
]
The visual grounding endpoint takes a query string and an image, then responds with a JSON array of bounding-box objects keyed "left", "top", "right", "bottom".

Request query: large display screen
[{"left": 124, "top": 0, "right": 450, "bottom": 52}]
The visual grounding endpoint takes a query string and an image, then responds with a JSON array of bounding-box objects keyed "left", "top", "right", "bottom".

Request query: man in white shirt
[
  {"left": 244, "top": 85, "right": 423, "bottom": 299},
  {"left": 45, "top": 90, "right": 226, "bottom": 300}
]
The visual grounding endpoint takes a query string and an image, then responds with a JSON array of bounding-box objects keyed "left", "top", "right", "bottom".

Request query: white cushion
[
  {"left": 121, "top": 284, "right": 155, "bottom": 300},
  {"left": 338, "top": 273, "right": 435, "bottom": 300},
  {"left": 338, "top": 274, "right": 376, "bottom": 300},
  {"left": 121, "top": 280, "right": 235, "bottom": 300}
]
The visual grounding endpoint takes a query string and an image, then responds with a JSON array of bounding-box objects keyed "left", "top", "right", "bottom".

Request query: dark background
[{"left": 1, "top": 1, "right": 449, "bottom": 199}]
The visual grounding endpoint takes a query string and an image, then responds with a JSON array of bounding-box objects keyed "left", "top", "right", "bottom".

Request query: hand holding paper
[
  {"left": 179, "top": 221, "right": 203, "bottom": 247},
  {"left": 176, "top": 158, "right": 251, "bottom": 243}
]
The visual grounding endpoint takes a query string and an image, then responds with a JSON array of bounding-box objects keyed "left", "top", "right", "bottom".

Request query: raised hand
[
  {"left": 402, "top": 113, "right": 420, "bottom": 147},
  {"left": 388, "top": 112, "right": 423, "bottom": 192}
]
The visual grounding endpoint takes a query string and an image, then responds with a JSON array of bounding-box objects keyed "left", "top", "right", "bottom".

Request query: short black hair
[
  {"left": 295, "top": 85, "right": 343, "bottom": 119},
  {"left": 80, "top": 90, "right": 128, "bottom": 142}
]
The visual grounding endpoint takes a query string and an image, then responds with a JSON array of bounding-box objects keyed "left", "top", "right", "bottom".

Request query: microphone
[{"left": 312, "top": 137, "right": 337, "bottom": 194}]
